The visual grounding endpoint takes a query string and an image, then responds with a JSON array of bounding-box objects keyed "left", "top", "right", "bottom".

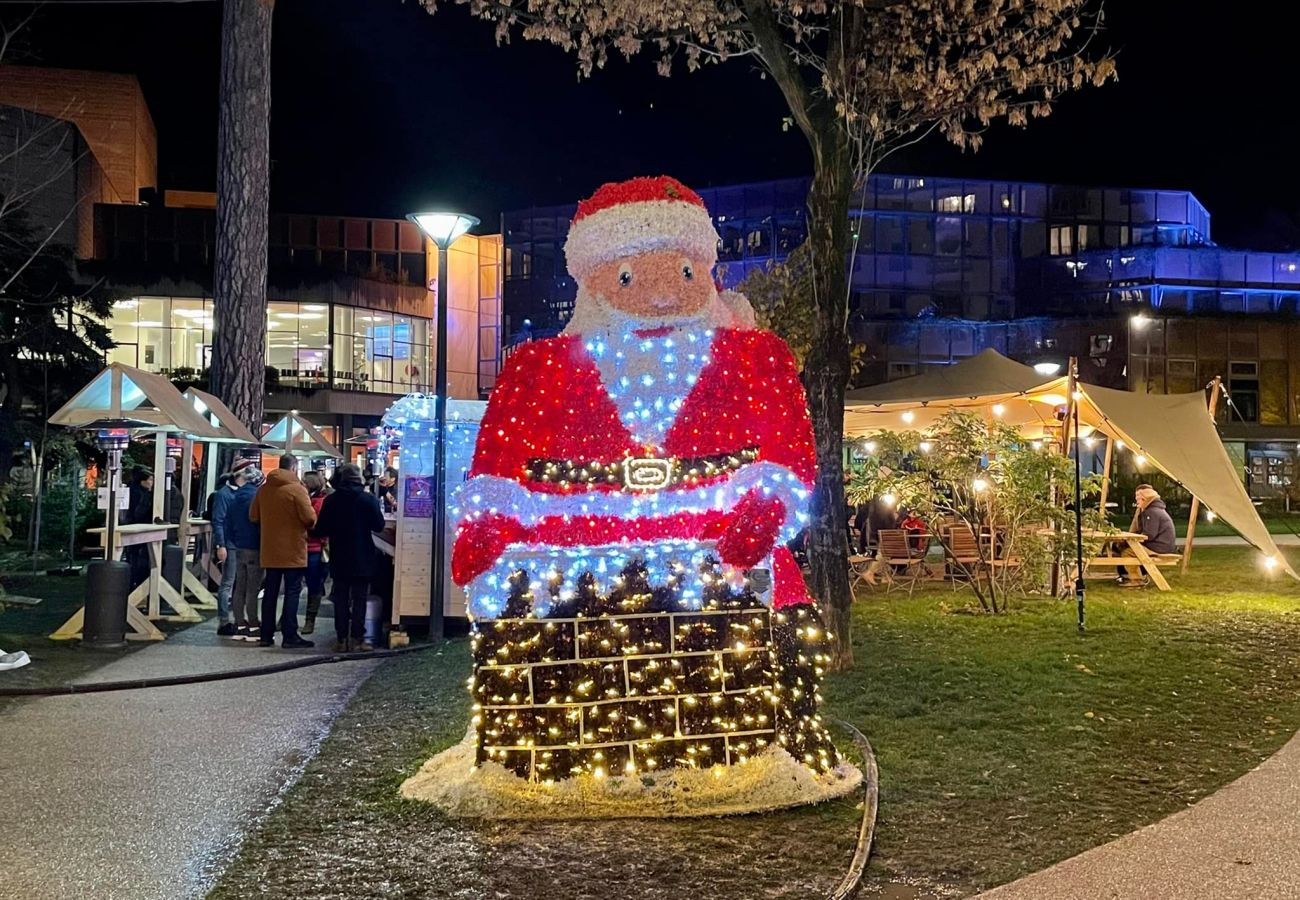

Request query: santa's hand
[
  {"left": 451, "top": 514, "right": 524, "bottom": 585},
  {"left": 717, "top": 492, "right": 786, "bottom": 569}
]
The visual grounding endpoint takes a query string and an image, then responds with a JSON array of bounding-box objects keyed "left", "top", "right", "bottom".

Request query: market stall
[
  {"left": 47, "top": 363, "right": 225, "bottom": 640},
  {"left": 379, "top": 393, "right": 485, "bottom": 622}
]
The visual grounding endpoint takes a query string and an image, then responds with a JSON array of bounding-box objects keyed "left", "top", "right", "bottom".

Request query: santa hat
[{"left": 564, "top": 176, "right": 719, "bottom": 280}]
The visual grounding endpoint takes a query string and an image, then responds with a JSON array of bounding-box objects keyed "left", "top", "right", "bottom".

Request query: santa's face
[{"left": 583, "top": 250, "right": 716, "bottom": 322}]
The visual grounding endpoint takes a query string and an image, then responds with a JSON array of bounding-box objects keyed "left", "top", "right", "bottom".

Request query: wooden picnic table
[{"left": 1081, "top": 529, "right": 1172, "bottom": 592}]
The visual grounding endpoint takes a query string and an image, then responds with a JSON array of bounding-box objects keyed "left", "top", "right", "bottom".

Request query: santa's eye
[
  {"left": 682, "top": 263, "right": 694, "bottom": 281},
  {"left": 618, "top": 265, "right": 633, "bottom": 287}
]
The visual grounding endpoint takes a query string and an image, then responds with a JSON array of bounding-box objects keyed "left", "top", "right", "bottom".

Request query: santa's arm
[
  {"left": 715, "top": 331, "right": 816, "bottom": 567},
  {"left": 450, "top": 345, "right": 551, "bottom": 586}
]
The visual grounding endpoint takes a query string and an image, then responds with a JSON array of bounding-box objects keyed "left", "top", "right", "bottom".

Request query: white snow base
[{"left": 400, "top": 726, "right": 863, "bottom": 819}]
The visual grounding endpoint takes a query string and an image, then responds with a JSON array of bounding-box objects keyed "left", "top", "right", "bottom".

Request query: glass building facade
[{"left": 501, "top": 174, "right": 1218, "bottom": 339}]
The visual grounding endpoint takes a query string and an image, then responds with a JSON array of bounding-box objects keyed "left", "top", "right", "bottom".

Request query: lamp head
[{"left": 407, "top": 212, "right": 481, "bottom": 249}]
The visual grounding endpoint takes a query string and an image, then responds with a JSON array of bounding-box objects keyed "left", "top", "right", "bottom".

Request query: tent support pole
[
  {"left": 1098, "top": 436, "right": 1114, "bottom": 522},
  {"left": 1182, "top": 376, "right": 1222, "bottom": 573},
  {"left": 1069, "top": 358, "right": 1086, "bottom": 632}
]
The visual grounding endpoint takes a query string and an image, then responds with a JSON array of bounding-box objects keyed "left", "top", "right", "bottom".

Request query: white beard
[{"left": 562, "top": 286, "right": 732, "bottom": 337}]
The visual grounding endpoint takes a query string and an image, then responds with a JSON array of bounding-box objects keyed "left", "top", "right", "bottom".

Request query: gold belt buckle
[{"left": 623, "top": 456, "right": 672, "bottom": 492}]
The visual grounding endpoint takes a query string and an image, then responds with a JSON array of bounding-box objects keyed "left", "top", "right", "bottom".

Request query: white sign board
[{"left": 97, "top": 487, "right": 130, "bottom": 511}]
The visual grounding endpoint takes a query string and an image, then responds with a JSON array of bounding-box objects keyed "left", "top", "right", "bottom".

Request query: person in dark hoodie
[
  {"left": 1118, "top": 483, "right": 1177, "bottom": 586},
  {"left": 312, "top": 463, "right": 386, "bottom": 652}
]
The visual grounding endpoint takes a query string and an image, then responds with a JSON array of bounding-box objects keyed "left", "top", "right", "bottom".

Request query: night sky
[{"left": 9, "top": 0, "right": 1300, "bottom": 247}]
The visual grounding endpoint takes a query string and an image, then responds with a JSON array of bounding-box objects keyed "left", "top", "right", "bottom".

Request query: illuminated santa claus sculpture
[{"left": 451, "top": 176, "right": 839, "bottom": 783}]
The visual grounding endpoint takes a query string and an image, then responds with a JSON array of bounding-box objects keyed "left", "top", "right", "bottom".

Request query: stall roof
[
  {"left": 182, "top": 388, "right": 259, "bottom": 445},
  {"left": 844, "top": 350, "right": 1296, "bottom": 578},
  {"left": 49, "top": 363, "right": 224, "bottom": 439},
  {"left": 262, "top": 412, "right": 342, "bottom": 459}
]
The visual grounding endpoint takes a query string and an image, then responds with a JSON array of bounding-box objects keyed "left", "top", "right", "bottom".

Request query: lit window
[
  {"left": 1049, "top": 225, "right": 1074, "bottom": 256},
  {"left": 937, "top": 194, "right": 975, "bottom": 213}
]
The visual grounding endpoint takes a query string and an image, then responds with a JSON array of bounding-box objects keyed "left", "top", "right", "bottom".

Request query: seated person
[
  {"left": 899, "top": 508, "right": 928, "bottom": 553},
  {"left": 1118, "top": 484, "right": 1177, "bottom": 586}
]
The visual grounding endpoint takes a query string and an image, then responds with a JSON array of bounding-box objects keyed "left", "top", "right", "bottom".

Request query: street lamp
[{"left": 407, "top": 210, "right": 480, "bottom": 640}]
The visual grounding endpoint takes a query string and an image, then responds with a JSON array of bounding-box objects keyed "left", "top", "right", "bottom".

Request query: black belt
[{"left": 525, "top": 447, "right": 759, "bottom": 492}]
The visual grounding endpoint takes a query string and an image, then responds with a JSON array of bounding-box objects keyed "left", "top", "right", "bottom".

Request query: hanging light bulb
[
  {"left": 972, "top": 477, "right": 990, "bottom": 493},
  {"left": 1135, "top": 454, "right": 1147, "bottom": 466},
  {"left": 918, "top": 441, "right": 932, "bottom": 454},
  {"left": 991, "top": 404, "right": 1005, "bottom": 417}
]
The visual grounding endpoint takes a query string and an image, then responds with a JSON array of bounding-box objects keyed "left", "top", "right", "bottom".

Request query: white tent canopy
[{"left": 844, "top": 349, "right": 1296, "bottom": 578}]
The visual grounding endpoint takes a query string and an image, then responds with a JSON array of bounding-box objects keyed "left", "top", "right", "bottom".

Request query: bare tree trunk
[
  {"left": 210, "top": 0, "right": 274, "bottom": 432},
  {"left": 803, "top": 137, "right": 855, "bottom": 670}
]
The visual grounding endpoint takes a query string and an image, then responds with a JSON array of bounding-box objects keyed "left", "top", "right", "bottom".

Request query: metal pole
[
  {"left": 1072, "top": 363, "right": 1086, "bottom": 632},
  {"left": 105, "top": 448, "right": 121, "bottom": 562},
  {"left": 428, "top": 244, "right": 449, "bottom": 640}
]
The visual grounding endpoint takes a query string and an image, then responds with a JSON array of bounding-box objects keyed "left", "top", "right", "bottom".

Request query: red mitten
[
  {"left": 716, "top": 492, "right": 786, "bottom": 569},
  {"left": 451, "top": 514, "right": 525, "bottom": 585}
]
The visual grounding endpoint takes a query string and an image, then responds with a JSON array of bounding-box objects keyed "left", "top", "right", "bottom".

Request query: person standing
[
  {"left": 376, "top": 466, "right": 399, "bottom": 514},
  {"left": 301, "top": 470, "right": 330, "bottom": 635},
  {"left": 208, "top": 471, "right": 239, "bottom": 638},
  {"left": 224, "top": 460, "right": 264, "bottom": 641},
  {"left": 124, "top": 468, "right": 155, "bottom": 589},
  {"left": 312, "top": 463, "right": 386, "bottom": 652},
  {"left": 250, "top": 456, "right": 317, "bottom": 648}
]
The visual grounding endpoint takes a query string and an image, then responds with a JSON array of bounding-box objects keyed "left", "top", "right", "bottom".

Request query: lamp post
[{"left": 407, "top": 211, "right": 480, "bottom": 639}]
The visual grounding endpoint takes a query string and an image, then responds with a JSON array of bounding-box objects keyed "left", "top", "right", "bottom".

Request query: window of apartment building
[
  {"left": 1166, "top": 358, "right": 1198, "bottom": 394},
  {"left": 332, "top": 306, "right": 431, "bottom": 394},
  {"left": 267, "top": 301, "right": 330, "bottom": 386},
  {"left": 1049, "top": 225, "right": 1074, "bottom": 256},
  {"left": 1229, "top": 361, "right": 1260, "bottom": 423},
  {"left": 935, "top": 217, "right": 963, "bottom": 255},
  {"left": 937, "top": 193, "right": 975, "bottom": 214},
  {"left": 887, "top": 362, "right": 919, "bottom": 380},
  {"left": 105, "top": 296, "right": 212, "bottom": 375},
  {"left": 1103, "top": 224, "right": 1132, "bottom": 248}
]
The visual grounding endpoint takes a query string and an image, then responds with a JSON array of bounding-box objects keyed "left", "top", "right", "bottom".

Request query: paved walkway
[
  {"left": 977, "top": 730, "right": 1300, "bottom": 900},
  {"left": 0, "top": 618, "right": 378, "bottom": 900},
  {"left": 1194, "top": 534, "right": 1300, "bottom": 546}
]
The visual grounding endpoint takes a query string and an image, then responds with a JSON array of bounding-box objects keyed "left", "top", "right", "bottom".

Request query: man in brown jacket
[{"left": 250, "top": 455, "right": 318, "bottom": 648}]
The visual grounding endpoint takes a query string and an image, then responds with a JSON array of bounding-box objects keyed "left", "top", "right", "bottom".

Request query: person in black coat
[
  {"left": 312, "top": 463, "right": 387, "bottom": 651},
  {"left": 124, "top": 468, "right": 155, "bottom": 588}
]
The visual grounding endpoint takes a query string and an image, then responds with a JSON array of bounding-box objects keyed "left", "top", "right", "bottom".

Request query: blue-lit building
[{"left": 503, "top": 174, "right": 1300, "bottom": 500}]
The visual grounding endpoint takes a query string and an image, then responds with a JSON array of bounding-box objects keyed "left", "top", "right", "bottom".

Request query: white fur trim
[
  {"left": 451, "top": 463, "right": 810, "bottom": 536},
  {"left": 565, "top": 200, "right": 718, "bottom": 278},
  {"left": 718, "top": 290, "right": 757, "bottom": 330}
]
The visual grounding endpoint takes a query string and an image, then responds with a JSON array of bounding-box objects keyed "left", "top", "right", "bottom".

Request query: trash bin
[
  {"left": 162, "top": 542, "right": 184, "bottom": 594},
  {"left": 84, "top": 559, "right": 131, "bottom": 650}
]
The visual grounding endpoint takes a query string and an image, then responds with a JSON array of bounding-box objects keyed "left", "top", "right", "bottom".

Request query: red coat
[{"left": 454, "top": 326, "right": 818, "bottom": 609}]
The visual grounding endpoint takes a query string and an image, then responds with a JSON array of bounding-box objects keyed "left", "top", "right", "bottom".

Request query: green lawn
[
  {"left": 209, "top": 547, "right": 1300, "bottom": 898},
  {"left": 836, "top": 546, "right": 1300, "bottom": 891}
]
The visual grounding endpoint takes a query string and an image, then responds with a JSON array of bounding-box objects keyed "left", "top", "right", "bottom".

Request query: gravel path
[{"left": 0, "top": 619, "right": 377, "bottom": 900}]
